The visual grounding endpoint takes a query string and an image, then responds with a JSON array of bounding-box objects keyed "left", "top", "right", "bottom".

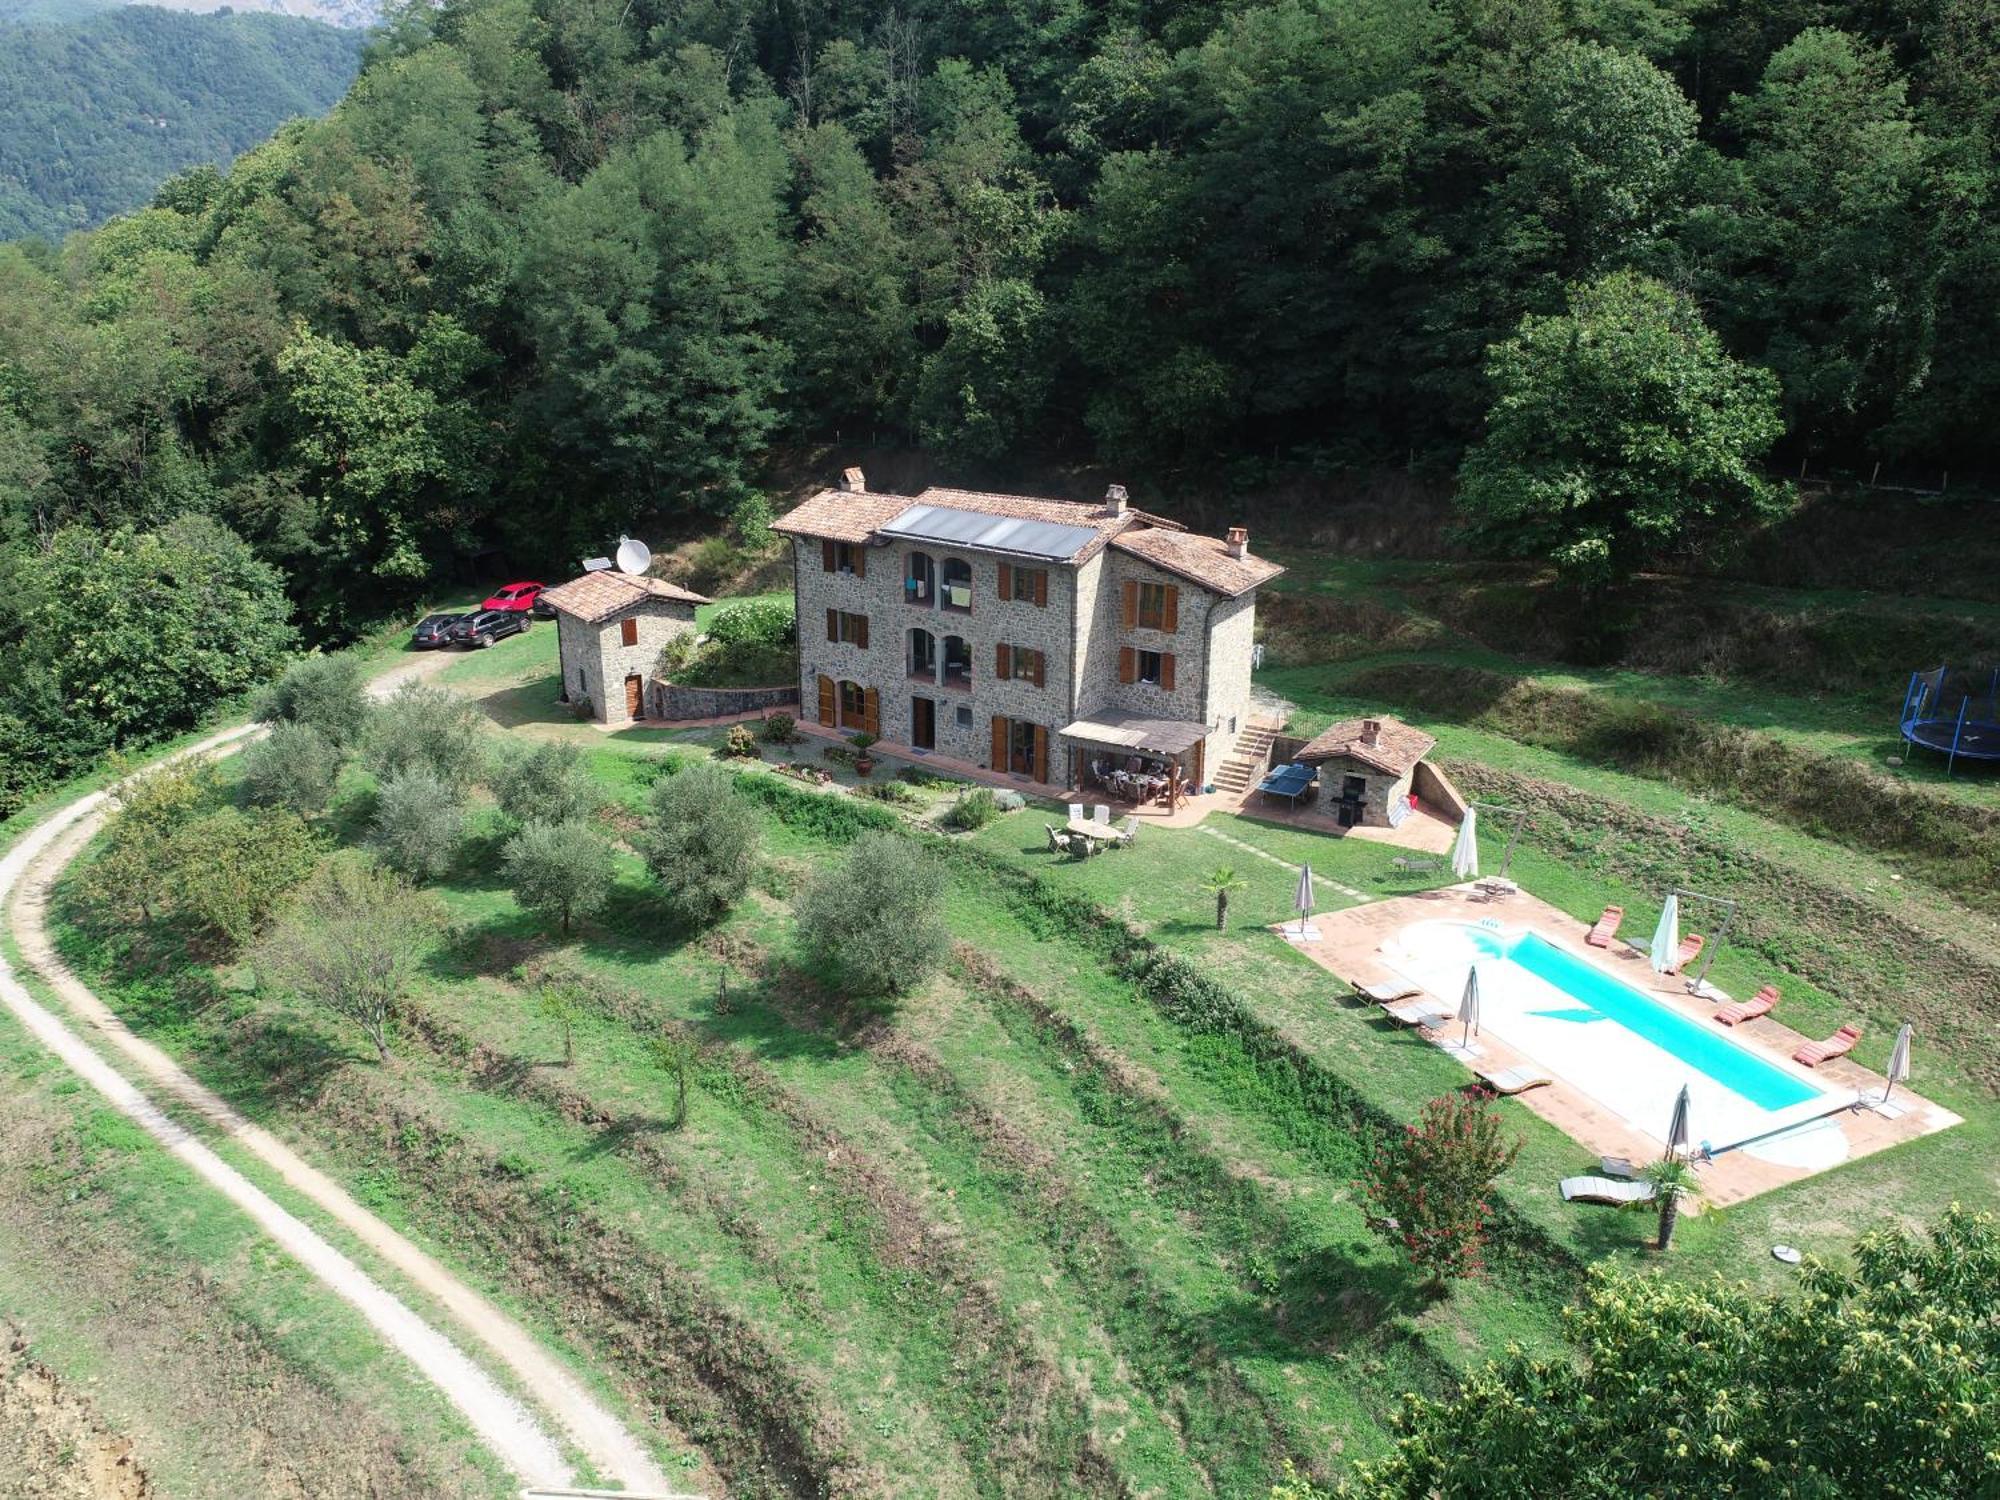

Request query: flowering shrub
[{"left": 1359, "top": 1088, "right": 1519, "bottom": 1292}]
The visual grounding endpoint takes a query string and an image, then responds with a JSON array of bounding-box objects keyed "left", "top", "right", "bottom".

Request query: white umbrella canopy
[
  {"left": 1650, "top": 893, "right": 1680, "bottom": 976},
  {"left": 1666, "top": 1084, "right": 1691, "bottom": 1157},
  {"left": 1883, "top": 1023, "right": 1914, "bottom": 1102},
  {"left": 1458, "top": 966, "right": 1481, "bottom": 1045},
  {"left": 1294, "top": 864, "right": 1315, "bottom": 934},
  {"left": 1451, "top": 807, "right": 1479, "bottom": 880}
]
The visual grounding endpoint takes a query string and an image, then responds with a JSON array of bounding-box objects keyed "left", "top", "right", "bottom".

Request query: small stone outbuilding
[
  {"left": 542, "top": 571, "right": 710, "bottom": 725},
  {"left": 1294, "top": 716, "right": 1438, "bottom": 829}
]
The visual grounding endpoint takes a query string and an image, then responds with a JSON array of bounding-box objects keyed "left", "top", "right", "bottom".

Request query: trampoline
[{"left": 1900, "top": 666, "right": 2000, "bottom": 774}]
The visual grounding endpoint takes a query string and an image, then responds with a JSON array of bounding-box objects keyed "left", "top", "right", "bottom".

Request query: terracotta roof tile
[
  {"left": 1293, "top": 716, "right": 1437, "bottom": 777},
  {"left": 1109, "top": 527, "right": 1284, "bottom": 598},
  {"left": 769, "top": 488, "right": 920, "bottom": 545},
  {"left": 540, "top": 570, "right": 710, "bottom": 624}
]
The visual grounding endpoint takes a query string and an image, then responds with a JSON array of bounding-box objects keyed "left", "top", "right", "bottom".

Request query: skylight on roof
[{"left": 875, "top": 504, "right": 1099, "bottom": 562}]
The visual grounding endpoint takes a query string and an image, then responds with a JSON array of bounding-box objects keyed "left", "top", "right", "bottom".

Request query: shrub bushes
[
  {"left": 240, "top": 722, "right": 341, "bottom": 815},
  {"left": 940, "top": 787, "right": 998, "bottom": 831},
  {"left": 759, "top": 712, "right": 797, "bottom": 745},
  {"left": 793, "top": 831, "right": 948, "bottom": 997},
  {"left": 855, "top": 779, "right": 918, "bottom": 804},
  {"left": 721, "top": 723, "right": 761, "bottom": 758},
  {"left": 370, "top": 768, "right": 465, "bottom": 882},
  {"left": 161, "top": 807, "right": 321, "bottom": 949},
  {"left": 670, "top": 598, "right": 798, "bottom": 688}
]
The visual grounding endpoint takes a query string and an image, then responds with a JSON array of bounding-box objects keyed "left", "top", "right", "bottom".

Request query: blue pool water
[{"left": 1465, "top": 928, "right": 1818, "bottom": 1111}]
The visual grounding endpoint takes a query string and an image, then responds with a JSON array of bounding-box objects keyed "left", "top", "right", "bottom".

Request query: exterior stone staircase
[{"left": 1213, "top": 722, "right": 1279, "bottom": 793}]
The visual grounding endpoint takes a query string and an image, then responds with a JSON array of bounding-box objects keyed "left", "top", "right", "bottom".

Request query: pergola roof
[{"left": 1059, "top": 711, "right": 1211, "bottom": 755}]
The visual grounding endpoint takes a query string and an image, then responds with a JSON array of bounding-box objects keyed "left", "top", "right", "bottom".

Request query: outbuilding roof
[
  {"left": 539, "top": 571, "right": 710, "bottom": 624},
  {"left": 1293, "top": 716, "right": 1437, "bottom": 777}
]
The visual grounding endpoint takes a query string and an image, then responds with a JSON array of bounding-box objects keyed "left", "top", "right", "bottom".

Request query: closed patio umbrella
[
  {"left": 1294, "top": 864, "right": 1315, "bottom": 935},
  {"left": 1649, "top": 893, "right": 1680, "bottom": 977},
  {"left": 1450, "top": 806, "right": 1479, "bottom": 880},
  {"left": 1458, "top": 966, "right": 1481, "bottom": 1047},
  {"left": 1882, "top": 1023, "right": 1913, "bottom": 1103},
  {"left": 1666, "top": 1083, "right": 1691, "bottom": 1158}
]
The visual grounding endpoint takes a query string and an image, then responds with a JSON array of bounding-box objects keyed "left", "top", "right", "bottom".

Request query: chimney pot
[
  {"left": 1104, "top": 483, "right": 1128, "bottom": 516},
  {"left": 839, "top": 466, "right": 866, "bottom": 493},
  {"left": 1225, "top": 526, "right": 1248, "bottom": 559},
  {"left": 1361, "top": 719, "right": 1381, "bottom": 747}
]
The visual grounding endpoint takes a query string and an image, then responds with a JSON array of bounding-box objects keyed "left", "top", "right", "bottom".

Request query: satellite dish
[{"left": 615, "top": 536, "right": 652, "bottom": 575}]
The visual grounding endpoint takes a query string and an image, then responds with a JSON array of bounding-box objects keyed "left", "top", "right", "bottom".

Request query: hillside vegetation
[{"left": 0, "top": 6, "right": 363, "bottom": 239}]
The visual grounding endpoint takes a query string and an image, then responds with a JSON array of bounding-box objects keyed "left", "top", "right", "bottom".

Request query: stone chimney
[
  {"left": 1104, "top": 483, "right": 1128, "bottom": 516},
  {"left": 1225, "top": 526, "right": 1248, "bottom": 559},
  {"left": 1361, "top": 719, "right": 1381, "bottom": 747},
  {"left": 839, "top": 466, "right": 866, "bottom": 493}
]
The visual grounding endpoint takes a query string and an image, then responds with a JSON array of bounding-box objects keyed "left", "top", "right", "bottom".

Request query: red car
[{"left": 481, "top": 581, "right": 545, "bottom": 614}]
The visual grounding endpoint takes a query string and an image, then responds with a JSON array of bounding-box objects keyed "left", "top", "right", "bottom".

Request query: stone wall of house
[
  {"left": 1313, "top": 755, "right": 1416, "bottom": 828},
  {"left": 653, "top": 681, "right": 799, "bottom": 722},
  {"left": 1201, "top": 591, "right": 1257, "bottom": 773},
  {"left": 558, "top": 598, "right": 698, "bottom": 725},
  {"left": 1090, "top": 552, "right": 1213, "bottom": 724}
]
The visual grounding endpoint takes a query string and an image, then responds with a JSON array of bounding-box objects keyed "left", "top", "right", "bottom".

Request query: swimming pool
[{"left": 1382, "top": 920, "right": 1843, "bottom": 1154}]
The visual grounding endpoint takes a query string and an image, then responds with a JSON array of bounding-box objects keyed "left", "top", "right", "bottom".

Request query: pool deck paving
[{"left": 1281, "top": 882, "right": 1961, "bottom": 1210}]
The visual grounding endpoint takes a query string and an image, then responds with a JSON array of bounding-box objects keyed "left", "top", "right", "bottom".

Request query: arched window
[
  {"left": 905, "top": 551, "right": 936, "bottom": 606},
  {"left": 941, "top": 557, "right": 973, "bottom": 613},
  {"left": 942, "top": 634, "right": 971, "bottom": 690},
  {"left": 908, "top": 627, "right": 938, "bottom": 681}
]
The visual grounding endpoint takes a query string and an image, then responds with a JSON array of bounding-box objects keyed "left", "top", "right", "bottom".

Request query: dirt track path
[{"left": 0, "top": 664, "right": 687, "bottom": 1497}]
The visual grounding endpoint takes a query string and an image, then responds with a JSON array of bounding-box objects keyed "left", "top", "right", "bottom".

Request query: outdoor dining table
[{"left": 1064, "top": 816, "right": 1125, "bottom": 849}]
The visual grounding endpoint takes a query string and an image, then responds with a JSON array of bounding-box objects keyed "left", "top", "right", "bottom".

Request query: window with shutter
[
  {"left": 995, "top": 643, "right": 1011, "bottom": 679},
  {"left": 822, "top": 540, "right": 837, "bottom": 573},
  {"left": 1033, "top": 569, "right": 1047, "bottom": 606},
  {"left": 817, "top": 675, "right": 835, "bottom": 726},
  {"left": 826, "top": 608, "right": 838, "bottom": 643},
  {"left": 1118, "top": 647, "right": 1135, "bottom": 684},
  {"left": 1136, "top": 582, "right": 1171, "bottom": 630},
  {"left": 991, "top": 715, "right": 1008, "bottom": 770},
  {"left": 862, "top": 687, "right": 879, "bottom": 737},
  {"left": 620, "top": 617, "right": 638, "bottom": 647},
  {"left": 1160, "top": 652, "right": 1176, "bottom": 691},
  {"left": 1121, "top": 581, "right": 1137, "bottom": 630},
  {"left": 997, "top": 562, "right": 1013, "bottom": 600},
  {"left": 1162, "top": 585, "right": 1179, "bottom": 632}
]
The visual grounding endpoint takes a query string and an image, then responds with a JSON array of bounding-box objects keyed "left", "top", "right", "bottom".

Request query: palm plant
[
  {"left": 1199, "top": 866, "right": 1249, "bottom": 930},
  {"left": 1638, "top": 1155, "right": 1704, "bottom": 1250}
]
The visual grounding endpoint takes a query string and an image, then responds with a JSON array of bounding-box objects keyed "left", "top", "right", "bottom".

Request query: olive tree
[
  {"left": 638, "top": 763, "right": 759, "bottom": 925},
  {"left": 503, "top": 818, "right": 614, "bottom": 935},
  {"left": 255, "top": 654, "right": 371, "bottom": 750},
  {"left": 364, "top": 682, "right": 488, "bottom": 794},
  {"left": 240, "top": 722, "right": 342, "bottom": 815},
  {"left": 254, "top": 856, "right": 444, "bottom": 1064},
  {"left": 793, "top": 831, "right": 947, "bottom": 998},
  {"left": 491, "top": 740, "right": 599, "bottom": 827},
  {"left": 370, "top": 768, "right": 465, "bottom": 883}
]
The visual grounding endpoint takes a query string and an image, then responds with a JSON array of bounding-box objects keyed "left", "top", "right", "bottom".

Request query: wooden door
[
  {"left": 817, "top": 675, "right": 835, "bottom": 727},
  {"left": 862, "top": 686, "right": 880, "bottom": 737},
  {"left": 624, "top": 674, "right": 644, "bottom": 719},
  {"left": 912, "top": 697, "right": 935, "bottom": 751},
  {"left": 1032, "top": 724, "right": 1048, "bottom": 785},
  {"left": 991, "top": 715, "right": 1008, "bottom": 771}
]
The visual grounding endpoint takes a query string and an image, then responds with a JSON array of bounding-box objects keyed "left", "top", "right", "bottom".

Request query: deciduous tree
[{"left": 1359, "top": 1089, "right": 1520, "bottom": 1294}]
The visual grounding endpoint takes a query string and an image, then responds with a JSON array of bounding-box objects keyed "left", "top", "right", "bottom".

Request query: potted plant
[{"left": 850, "top": 731, "right": 879, "bottom": 776}]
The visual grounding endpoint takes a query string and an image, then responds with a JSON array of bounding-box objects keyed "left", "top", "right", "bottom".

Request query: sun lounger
[
  {"left": 1664, "top": 933, "right": 1705, "bottom": 975},
  {"left": 1380, "top": 998, "right": 1453, "bottom": 1029},
  {"left": 1356, "top": 979, "right": 1421, "bottom": 1004},
  {"left": 1714, "top": 983, "right": 1780, "bottom": 1027},
  {"left": 1585, "top": 905, "right": 1623, "bottom": 948},
  {"left": 1391, "top": 855, "right": 1442, "bottom": 873},
  {"left": 1794, "top": 1023, "right": 1862, "bottom": 1067},
  {"left": 1561, "top": 1176, "right": 1656, "bottom": 1206},
  {"left": 1599, "top": 1156, "right": 1635, "bottom": 1179},
  {"left": 1474, "top": 1065, "right": 1551, "bottom": 1095}
]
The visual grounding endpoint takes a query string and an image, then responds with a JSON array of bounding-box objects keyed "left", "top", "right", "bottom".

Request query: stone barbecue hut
[
  {"left": 1294, "top": 715, "right": 1438, "bottom": 829},
  {"left": 543, "top": 570, "right": 710, "bottom": 725}
]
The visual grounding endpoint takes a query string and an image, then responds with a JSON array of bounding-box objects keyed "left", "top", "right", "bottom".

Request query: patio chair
[
  {"left": 1794, "top": 1023, "right": 1863, "bottom": 1067},
  {"left": 1473, "top": 1065, "right": 1551, "bottom": 1095},
  {"left": 1355, "top": 979, "right": 1420, "bottom": 1004},
  {"left": 1664, "top": 933, "right": 1705, "bottom": 975},
  {"left": 1093, "top": 804, "right": 1112, "bottom": 825},
  {"left": 1585, "top": 905, "right": 1624, "bottom": 948},
  {"left": 1713, "top": 983, "right": 1780, "bottom": 1027},
  {"left": 1560, "top": 1176, "right": 1656, "bottom": 1206},
  {"left": 1068, "top": 802, "right": 1086, "bottom": 823},
  {"left": 1380, "top": 998, "right": 1452, "bottom": 1029},
  {"left": 1045, "top": 825, "right": 1065, "bottom": 855},
  {"left": 1116, "top": 816, "right": 1138, "bottom": 847}
]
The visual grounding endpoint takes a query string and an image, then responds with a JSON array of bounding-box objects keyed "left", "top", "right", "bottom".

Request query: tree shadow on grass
[
  {"left": 572, "top": 882, "right": 705, "bottom": 966},
  {"left": 570, "top": 1112, "right": 674, "bottom": 1162},
  {"left": 205, "top": 1011, "right": 366, "bottom": 1117},
  {"left": 1191, "top": 1236, "right": 1432, "bottom": 1368},
  {"left": 427, "top": 910, "right": 551, "bottom": 982}
]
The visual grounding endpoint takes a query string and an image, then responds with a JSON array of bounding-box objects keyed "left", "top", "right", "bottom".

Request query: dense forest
[
  {"left": 0, "top": 6, "right": 364, "bottom": 240},
  {"left": 3, "top": 0, "right": 1999, "bottom": 814}
]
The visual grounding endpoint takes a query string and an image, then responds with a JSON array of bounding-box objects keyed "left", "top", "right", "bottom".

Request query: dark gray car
[
  {"left": 447, "top": 608, "right": 529, "bottom": 649},
  {"left": 410, "top": 612, "right": 466, "bottom": 649}
]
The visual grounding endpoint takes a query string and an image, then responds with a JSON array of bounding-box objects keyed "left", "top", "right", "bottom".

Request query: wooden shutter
[
  {"left": 1033, "top": 569, "right": 1047, "bottom": 607},
  {"left": 1032, "top": 724, "right": 1048, "bottom": 785},
  {"left": 1031, "top": 650, "right": 1045, "bottom": 688},
  {"left": 1118, "top": 647, "right": 1135, "bottom": 684},
  {"left": 998, "top": 562, "right": 1013, "bottom": 601},
  {"left": 1160, "top": 652, "right": 1176, "bottom": 691},
  {"left": 823, "top": 539, "right": 837, "bottom": 573},
  {"left": 1122, "top": 580, "right": 1137, "bottom": 630},
  {"left": 855, "top": 614, "right": 869, "bottom": 650},
  {"left": 991, "top": 715, "right": 1008, "bottom": 770},
  {"left": 852, "top": 545, "right": 865, "bottom": 579},
  {"left": 620, "top": 617, "right": 638, "bottom": 647},
  {"left": 826, "top": 608, "right": 838, "bottom": 643},
  {"left": 862, "top": 687, "right": 879, "bottom": 737},
  {"left": 995, "top": 643, "right": 1011, "bottom": 679},
  {"left": 1162, "top": 586, "right": 1179, "bottom": 632},
  {"left": 817, "top": 675, "right": 835, "bottom": 727}
]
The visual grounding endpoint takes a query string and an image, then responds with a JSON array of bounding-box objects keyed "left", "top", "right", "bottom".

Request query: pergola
[{"left": 1664, "top": 886, "right": 1740, "bottom": 997}]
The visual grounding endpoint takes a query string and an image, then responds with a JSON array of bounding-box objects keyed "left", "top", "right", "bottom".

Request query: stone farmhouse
[
  {"left": 771, "top": 469, "right": 1282, "bottom": 790},
  {"left": 543, "top": 569, "right": 711, "bottom": 725}
]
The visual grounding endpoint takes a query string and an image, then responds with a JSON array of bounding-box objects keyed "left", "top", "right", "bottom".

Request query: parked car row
[{"left": 410, "top": 582, "right": 549, "bottom": 649}]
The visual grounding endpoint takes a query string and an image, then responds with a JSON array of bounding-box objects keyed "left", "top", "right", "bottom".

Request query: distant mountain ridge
[
  {"left": 0, "top": 0, "right": 379, "bottom": 27},
  {"left": 0, "top": 6, "right": 365, "bottom": 240}
]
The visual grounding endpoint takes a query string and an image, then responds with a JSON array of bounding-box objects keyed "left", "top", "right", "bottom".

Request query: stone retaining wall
[{"left": 652, "top": 680, "right": 800, "bottom": 722}]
